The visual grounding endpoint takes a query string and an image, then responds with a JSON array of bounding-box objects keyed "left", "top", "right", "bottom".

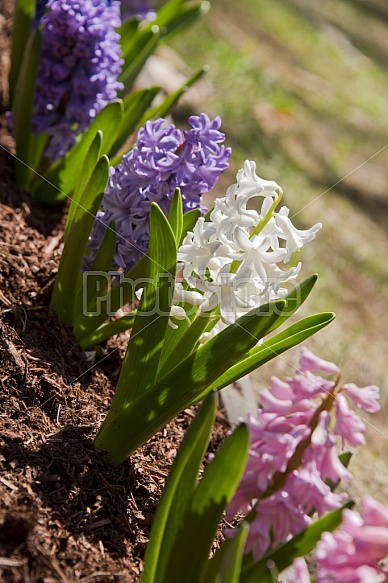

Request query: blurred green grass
[{"left": 170, "top": 0, "right": 388, "bottom": 498}]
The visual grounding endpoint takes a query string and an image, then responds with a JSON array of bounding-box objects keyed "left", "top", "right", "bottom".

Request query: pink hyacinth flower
[
  {"left": 299, "top": 346, "right": 340, "bottom": 374},
  {"left": 289, "top": 558, "right": 311, "bottom": 583},
  {"left": 342, "top": 383, "right": 381, "bottom": 413},
  {"left": 334, "top": 394, "right": 366, "bottom": 448},
  {"left": 316, "top": 496, "right": 388, "bottom": 583}
]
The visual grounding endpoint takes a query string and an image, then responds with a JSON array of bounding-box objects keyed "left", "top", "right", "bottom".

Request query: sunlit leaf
[
  {"left": 168, "top": 188, "right": 184, "bottom": 243},
  {"left": 50, "top": 156, "right": 109, "bottom": 325},
  {"left": 8, "top": 0, "right": 35, "bottom": 107},
  {"left": 163, "top": 424, "right": 249, "bottom": 583},
  {"left": 94, "top": 300, "right": 285, "bottom": 463},
  {"left": 201, "top": 522, "right": 249, "bottom": 583},
  {"left": 141, "top": 392, "right": 217, "bottom": 583},
  {"left": 12, "top": 28, "right": 41, "bottom": 189},
  {"left": 108, "top": 203, "right": 177, "bottom": 412},
  {"left": 191, "top": 312, "right": 335, "bottom": 404},
  {"left": 65, "top": 131, "right": 102, "bottom": 233},
  {"left": 32, "top": 101, "right": 122, "bottom": 205},
  {"left": 110, "top": 87, "right": 161, "bottom": 157},
  {"left": 240, "top": 501, "right": 354, "bottom": 582}
]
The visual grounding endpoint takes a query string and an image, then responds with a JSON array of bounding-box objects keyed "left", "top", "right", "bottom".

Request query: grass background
[{"left": 168, "top": 0, "right": 388, "bottom": 501}]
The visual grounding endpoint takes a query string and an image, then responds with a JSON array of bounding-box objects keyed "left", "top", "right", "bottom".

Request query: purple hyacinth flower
[
  {"left": 32, "top": 0, "right": 124, "bottom": 161},
  {"left": 85, "top": 114, "right": 231, "bottom": 272}
]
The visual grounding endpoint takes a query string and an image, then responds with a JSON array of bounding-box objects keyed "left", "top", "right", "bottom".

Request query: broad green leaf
[
  {"left": 181, "top": 209, "right": 201, "bottom": 244},
  {"left": 239, "top": 501, "right": 354, "bottom": 582},
  {"left": 108, "top": 203, "right": 177, "bottom": 412},
  {"left": 118, "top": 17, "right": 140, "bottom": 59},
  {"left": 163, "top": 424, "right": 249, "bottom": 583},
  {"left": 28, "top": 131, "right": 48, "bottom": 177},
  {"left": 158, "top": 310, "right": 214, "bottom": 377},
  {"left": 120, "top": 29, "right": 160, "bottom": 95},
  {"left": 140, "top": 67, "right": 207, "bottom": 127},
  {"left": 65, "top": 132, "right": 102, "bottom": 233},
  {"left": 191, "top": 312, "right": 335, "bottom": 404},
  {"left": 153, "top": 0, "right": 209, "bottom": 42},
  {"left": 73, "top": 220, "right": 117, "bottom": 344},
  {"left": 79, "top": 313, "right": 136, "bottom": 349},
  {"left": 74, "top": 255, "right": 148, "bottom": 343},
  {"left": 203, "top": 523, "right": 249, "bottom": 583},
  {"left": 119, "top": 24, "right": 155, "bottom": 72},
  {"left": 159, "top": 2, "right": 210, "bottom": 42},
  {"left": 266, "top": 274, "right": 318, "bottom": 334},
  {"left": 8, "top": 0, "right": 35, "bottom": 107},
  {"left": 32, "top": 101, "right": 122, "bottom": 205},
  {"left": 50, "top": 156, "right": 109, "bottom": 326},
  {"left": 110, "top": 87, "right": 161, "bottom": 157},
  {"left": 12, "top": 28, "right": 41, "bottom": 189},
  {"left": 168, "top": 188, "right": 183, "bottom": 243},
  {"left": 94, "top": 300, "right": 285, "bottom": 463},
  {"left": 141, "top": 393, "right": 217, "bottom": 583}
]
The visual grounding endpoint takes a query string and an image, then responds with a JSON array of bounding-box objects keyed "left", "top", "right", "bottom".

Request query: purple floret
[
  {"left": 33, "top": 0, "right": 123, "bottom": 161},
  {"left": 85, "top": 114, "right": 231, "bottom": 271}
]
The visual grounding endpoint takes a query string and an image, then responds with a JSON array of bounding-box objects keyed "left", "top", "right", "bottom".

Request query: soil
[
  {"left": 0, "top": 141, "right": 230, "bottom": 582},
  {"left": 0, "top": 3, "right": 228, "bottom": 581}
]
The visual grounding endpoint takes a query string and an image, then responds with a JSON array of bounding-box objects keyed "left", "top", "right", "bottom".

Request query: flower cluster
[
  {"left": 175, "top": 161, "right": 322, "bottom": 326},
  {"left": 292, "top": 496, "right": 388, "bottom": 583},
  {"left": 33, "top": 0, "right": 123, "bottom": 161},
  {"left": 121, "top": 0, "right": 157, "bottom": 21},
  {"left": 86, "top": 114, "right": 231, "bottom": 270},
  {"left": 226, "top": 347, "right": 380, "bottom": 560}
]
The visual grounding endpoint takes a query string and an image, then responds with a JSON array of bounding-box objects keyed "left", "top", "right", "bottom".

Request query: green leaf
[
  {"left": 12, "top": 28, "right": 41, "bottom": 189},
  {"left": 140, "top": 67, "right": 207, "bottom": 127},
  {"left": 153, "top": 0, "right": 209, "bottom": 42},
  {"left": 94, "top": 300, "right": 285, "bottom": 463},
  {"left": 73, "top": 255, "right": 148, "bottom": 344},
  {"left": 107, "top": 203, "right": 177, "bottom": 412},
  {"left": 266, "top": 274, "right": 318, "bottom": 334},
  {"left": 65, "top": 131, "right": 102, "bottom": 234},
  {"left": 120, "top": 29, "right": 160, "bottom": 95},
  {"left": 8, "top": 0, "right": 35, "bottom": 107},
  {"left": 181, "top": 209, "right": 201, "bottom": 244},
  {"left": 157, "top": 310, "right": 214, "bottom": 378},
  {"left": 118, "top": 17, "right": 140, "bottom": 59},
  {"left": 109, "top": 87, "right": 161, "bottom": 157},
  {"left": 141, "top": 392, "right": 217, "bottom": 583},
  {"left": 50, "top": 156, "right": 110, "bottom": 326},
  {"left": 73, "top": 220, "right": 117, "bottom": 346},
  {"left": 203, "top": 523, "right": 249, "bottom": 583},
  {"left": 168, "top": 188, "right": 183, "bottom": 243},
  {"left": 191, "top": 312, "right": 335, "bottom": 404},
  {"left": 28, "top": 131, "right": 49, "bottom": 176},
  {"left": 240, "top": 501, "right": 355, "bottom": 582},
  {"left": 163, "top": 424, "right": 249, "bottom": 583},
  {"left": 32, "top": 101, "right": 123, "bottom": 205},
  {"left": 79, "top": 313, "right": 136, "bottom": 349}
]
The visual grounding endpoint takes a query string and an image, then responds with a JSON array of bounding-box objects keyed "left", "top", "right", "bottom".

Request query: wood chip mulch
[{"left": 0, "top": 140, "right": 229, "bottom": 582}]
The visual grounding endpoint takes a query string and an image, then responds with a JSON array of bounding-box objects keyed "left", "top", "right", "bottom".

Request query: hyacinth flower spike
[
  {"left": 227, "top": 347, "right": 380, "bottom": 561},
  {"left": 92, "top": 164, "right": 333, "bottom": 463}
]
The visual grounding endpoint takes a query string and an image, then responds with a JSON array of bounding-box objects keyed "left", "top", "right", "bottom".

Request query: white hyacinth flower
[{"left": 171, "top": 160, "right": 322, "bottom": 331}]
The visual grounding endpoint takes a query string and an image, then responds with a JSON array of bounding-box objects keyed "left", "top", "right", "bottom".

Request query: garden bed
[
  {"left": 0, "top": 3, "right": 228, "bottom": 579},
  {"left": 0, "top": 142, "right": 228, "bottom": 582}
]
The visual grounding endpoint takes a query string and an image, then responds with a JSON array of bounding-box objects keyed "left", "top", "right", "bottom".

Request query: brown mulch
[
  {"left": 0, "top": 131, "right": 229, "bottom": 583},
  {"left": 0, "top": 3, "right": 229, "bottom": 581}
]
